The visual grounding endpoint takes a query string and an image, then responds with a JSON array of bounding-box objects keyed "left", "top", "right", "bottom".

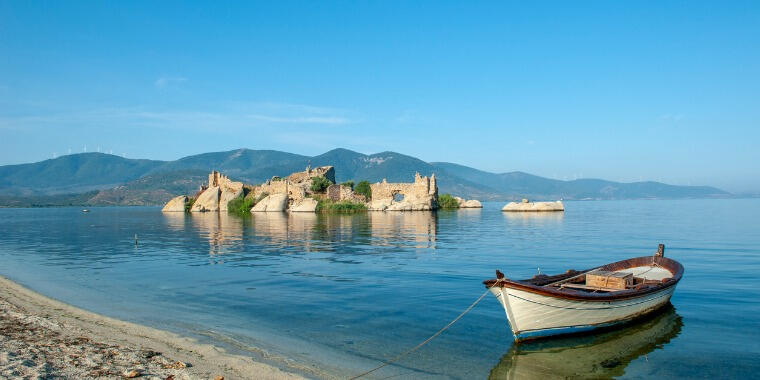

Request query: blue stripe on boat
[{"left": 516, "top": 320, "right": 623, "bottom": 340}]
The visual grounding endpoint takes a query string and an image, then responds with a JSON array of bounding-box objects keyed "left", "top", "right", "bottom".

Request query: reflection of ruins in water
[
  {"left": 502, "top": 210, "right": 564, "bottom": 225},
  {"left": 164, "top": 211, "right": 438, "bottom": 254},
  {"left": 488, "top": 305, "right": 683, "bottom": 379},
  {"left": 241, "top": 212, "right": 436, "bottom": 250},
  {"left": 192, "top": 212, "right": 244, "bottom": 256},
  {"left": 162, "top": 212, "right": 245, "bottom": 256},
  {"left": 162, "top": 211, "right": 188, "bottom": 232},
  {"left": 368, "top": 212, "right": 436, "bottom": 249},
  {"left": 248, "top": 212, "right": 317, "bottom": 250}
]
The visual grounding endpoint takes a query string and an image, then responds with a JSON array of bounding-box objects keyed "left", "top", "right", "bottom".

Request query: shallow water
[{"left": 0, "top": 199, "right": 758, "bottom": 378}]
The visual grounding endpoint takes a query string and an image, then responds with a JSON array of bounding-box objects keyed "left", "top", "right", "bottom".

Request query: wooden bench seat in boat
[
  {"left": 559, "top": 283, "right": 627, "bottom": 292},
  {"left": 585, "top": 270, "right": 633, "bottom": 289},
  {"left": 557, "top": 276, "right": 665, "bottom": 292}
]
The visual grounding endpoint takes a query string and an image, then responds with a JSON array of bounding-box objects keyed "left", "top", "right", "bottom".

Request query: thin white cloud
[
  {"left": 247, "top": 114, "right": 350, "bottom": 125},
  {"left": 154, "top": 76, "right": 188, "bottom": 88},
  {"left": 0, "top": 101, "right": 357, "bottom": 132}
]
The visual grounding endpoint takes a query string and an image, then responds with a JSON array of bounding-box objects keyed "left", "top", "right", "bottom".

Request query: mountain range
[{"left": 0, "top": 148, "right": 729, "bottom": 207}]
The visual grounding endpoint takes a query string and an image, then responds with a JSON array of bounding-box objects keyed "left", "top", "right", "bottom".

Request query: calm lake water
[{"left": 0, "top": 199, "right": 758, "bottom": 379}]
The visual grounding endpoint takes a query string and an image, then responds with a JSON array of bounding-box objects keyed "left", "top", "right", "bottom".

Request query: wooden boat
[{"left": 483, "top": 244, "right": 683, "bottom": 342}]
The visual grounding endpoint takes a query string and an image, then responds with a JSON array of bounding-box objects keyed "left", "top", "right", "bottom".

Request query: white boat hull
[{"left": 489, "top": 284, "right": 675, "bottom": 341}]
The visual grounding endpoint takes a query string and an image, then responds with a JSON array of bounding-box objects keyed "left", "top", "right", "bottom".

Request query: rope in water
[{"left": 349, "top": 283, "right": 498, "bottom": 380}]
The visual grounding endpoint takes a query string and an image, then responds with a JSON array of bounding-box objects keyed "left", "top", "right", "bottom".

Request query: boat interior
[
  {"left": 484, "top": 246, "right": 684, "bottom": 297},
  {"left": 519, "top": 255, "right": 681, "bottom": 294},
  {"left": 545, "top": 265, "right": 674, "bottom": 293}
]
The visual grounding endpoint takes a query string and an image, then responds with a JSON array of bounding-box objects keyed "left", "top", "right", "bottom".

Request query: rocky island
[
  {"left": 162, "top": 166, "right": 482, "bottom": 213},
  {"left": 501, "top": 199, "right": 564, "bottom": 212}
]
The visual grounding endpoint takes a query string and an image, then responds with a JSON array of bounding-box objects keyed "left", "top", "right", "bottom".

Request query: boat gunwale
[{"left": 483, "top": 256, "right": 684, "bottom": 302}]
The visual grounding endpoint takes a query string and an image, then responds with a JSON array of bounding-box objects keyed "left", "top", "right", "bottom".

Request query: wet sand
[{"left": 0, "top": 275, "right": 305, "bottom": 380}]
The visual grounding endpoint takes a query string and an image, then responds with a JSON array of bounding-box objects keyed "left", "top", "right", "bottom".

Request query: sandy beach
[{"left": 0, "top": 275, "right": 305, "bottom": 380}]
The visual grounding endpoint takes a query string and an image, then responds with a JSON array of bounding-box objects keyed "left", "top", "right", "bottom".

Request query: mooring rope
[{"left": 349, "top": 283, "right": 499, "bottom": 380}]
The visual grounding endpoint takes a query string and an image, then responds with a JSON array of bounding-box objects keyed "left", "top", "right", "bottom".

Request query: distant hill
[
  {"left": 0, "top": 153, "right": 163, "bottom": 196},
  {"left": 430, "top": 162, "right": 727, "bottom": 200},
  {"left": 0, "top": 148, "right": 730, "bottom": 206}
]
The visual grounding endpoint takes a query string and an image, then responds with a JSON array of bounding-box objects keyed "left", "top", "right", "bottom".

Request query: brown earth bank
[{"left": 0, "top": 275, "right": 306, "bottom": 380}]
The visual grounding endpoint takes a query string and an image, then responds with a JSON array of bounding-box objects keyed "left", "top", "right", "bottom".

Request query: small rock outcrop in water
[
  {"left": 453, "top": 196, "right": 483, "bottom": 208},
  {"left": 502, "top": 199, "right": 564, "bottom": 212},
  {"left": 161, "top": 195, "right": 188, "bottom": 212},
  {"left": 251, "top": 194, "right": 289, "bottom": 212}
]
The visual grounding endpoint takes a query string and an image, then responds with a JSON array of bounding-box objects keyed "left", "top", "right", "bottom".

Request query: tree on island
[
  {"left": 354, "top": 180, "right": 371, "bottom": 201},
  {"left": 310, "top": 176, "right": 331, "bottom": 193}
]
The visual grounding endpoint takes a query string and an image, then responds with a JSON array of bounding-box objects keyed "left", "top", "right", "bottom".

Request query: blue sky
[{"left": 1, "top": 1, "right": 758, "bottom": 192}]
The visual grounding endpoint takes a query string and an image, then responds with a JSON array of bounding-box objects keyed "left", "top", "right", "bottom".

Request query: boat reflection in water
[{"left": 488, "top": 305, "right": 683, "bottom": 379}]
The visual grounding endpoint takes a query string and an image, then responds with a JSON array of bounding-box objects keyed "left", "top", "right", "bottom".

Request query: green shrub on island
[
  {"left": 437, "top": 193, "right": 460, "bottom": 209},
  {"left": 310, "top": 176, "right": 331, "bottom": 193},
  {"left": 354, "top": 180, "right": 371, "bottom": 200},
  {"left": 316, "top": 199, "right": 367, "bottom": 213},
  {"left": 340, "top": 180, "right": 355, "bottom": 190},
  {"left": 184, "top": 197, "right": 196, "bottom": 212},
  {"left": 227, "top": 195, "right": 256, "bottom": 215}
]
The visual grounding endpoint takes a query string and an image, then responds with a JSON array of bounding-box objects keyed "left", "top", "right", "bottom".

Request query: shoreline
[{"left": 0, "top": 275, "right": 306, "bottom": 380}]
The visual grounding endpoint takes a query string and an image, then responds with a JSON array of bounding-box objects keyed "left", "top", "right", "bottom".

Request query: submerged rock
[{"left": 161, "top": 196, "right": 187, "bottom": 212}]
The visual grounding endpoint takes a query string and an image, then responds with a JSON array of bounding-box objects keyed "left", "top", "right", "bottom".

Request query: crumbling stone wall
[
  {"left": 327, "top": 184, "right": 365, "bottom": 202},
  {"left": 253, "top": 179, "right": 289, "bottom": 198},
  {"left": 208, "top": 171, "right": 243, "bottom": 194},
  {"left": 251, "top": 166, "right": 336, "bottom": 206},
  {"left": 168, "top": 166, "right": 340, "bottom": 212},
  {"left": 370, "top": 173, "right": 437, "bottom": 202}
]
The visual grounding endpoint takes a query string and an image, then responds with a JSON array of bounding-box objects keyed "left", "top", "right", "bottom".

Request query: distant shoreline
[
  {"left": 0, "top": 196, "right": 755, "bottom": 209},
  {"left": 0, "top": 275, "right": 305, "bottom": 380}
]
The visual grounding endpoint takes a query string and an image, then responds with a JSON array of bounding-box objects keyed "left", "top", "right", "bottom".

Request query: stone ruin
[
  {"left": 189, "top": 170, "right": 245, "bottom": 212},
  {"left": 327, "top": 184, "right": 366, "bottom": 203},
  {"left": 163, "top": 166, "right": 481, "bottom": 213},
  {"left": 367, "top": 173, "right": 438, "bottom": 211},
  {"left": 250, "top": 165, "right": 335, "bottom": 208}
]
